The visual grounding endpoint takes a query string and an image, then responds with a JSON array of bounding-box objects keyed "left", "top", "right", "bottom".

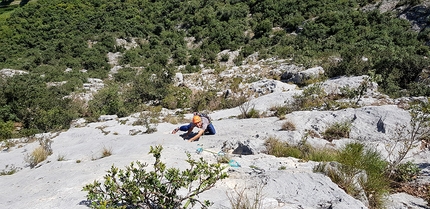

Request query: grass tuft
[
  {"left": 101, "top": 146, "right": 112, "bottom": 158},
  {"left": 25, "top": 146, "right": 49, "bottom": 168},
  {"left": 322, "top": 121, "right": 351, "bottom": 142},
  {"left": 280, "top": 121, "right": 296, "bottom": 131}
]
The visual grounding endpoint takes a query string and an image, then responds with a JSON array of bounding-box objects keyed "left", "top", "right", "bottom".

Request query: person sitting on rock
[{"left": 172, "top": 113, "right": 216, "bottom": 142}]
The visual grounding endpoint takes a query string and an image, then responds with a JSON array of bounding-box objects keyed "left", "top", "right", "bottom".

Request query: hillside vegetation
[{"left": 0, "top": 0, "right": 430, "bottom": 139}]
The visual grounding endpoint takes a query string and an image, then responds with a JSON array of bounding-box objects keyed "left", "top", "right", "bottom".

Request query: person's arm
[{"left": 188, "top": 129, "right": 204, "bottom": 142}]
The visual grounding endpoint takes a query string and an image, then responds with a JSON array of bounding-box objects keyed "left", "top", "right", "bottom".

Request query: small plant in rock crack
[
  {"left": 270, "top": 105, "right": 292, "bottom": 119},
  {"left": 391, "top": 161, "right": 421, "bottom": 183},
  {"left": 322, "top": 120, "right": 351, "bottom": 142},
  {"left": 25, "top": 146, "right": 50, "bottom": 168},
  {"left": 227, "top": 181, "right": 265, "bottom": 209},
  {"left": 24, "top": 136, "right": 54, "bottom": 168},
  {"left": 57, "top": 154, "right": 66, "bottom": 161},
  {"left": 280, "top": 120, "right": 296, "bottom": 131},
  {"left": 238, "top": 100, "right": 260, "bottom": 119},
  {"left": 101, "top": 146, "right": 112, "bottom": 158},
  {"left": 133, "top": 111, "right": 159, "bottom": 134},
  {"left": 83, "top": 145, "right": 228, "bottom": 209},
  {"left": 0, "top": 164, "right": 20, "bottom": 175}
]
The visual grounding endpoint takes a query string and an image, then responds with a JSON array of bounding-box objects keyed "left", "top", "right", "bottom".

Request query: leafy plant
[
  {"left": 247, "top": 108, "right": 261, "bottom": 118},
  {"left": 392, "top": 161, "right": 421, "bottom": 183},
  {"left": 133, "top": 111, "right": 160, "bottom": 134},
  {"left": 83, "top": 145, "right": 228, "bottom": 209},
  {"left": 339, "top": 77, "right": 371, "bottom": 105},
  {"left": 0, "top": 120, "right": 14, "bottom": 141},
  {"left": 88, "top": 83, "right": 128, "bottom": 119}
]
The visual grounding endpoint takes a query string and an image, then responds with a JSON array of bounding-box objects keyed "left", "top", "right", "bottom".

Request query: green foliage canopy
[{"left": 1, "top": 0, "right": 430, "bottom": 137}]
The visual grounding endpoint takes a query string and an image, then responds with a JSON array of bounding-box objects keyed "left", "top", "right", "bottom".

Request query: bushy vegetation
[
  {"left": 1, "top": 0, "right": 429, "bottom": 138},
  {"left": 334, "top": 143, "right": 389, "bottom": 209},
  {"left": 83, "top": 145, "right": 228, "bottom": 209},
  {"left": 322, "top": 120, "right": 352, "bottom": 142},
  {"left": 264, "top": 136, "right": 337, "bottom": 162},
  {"left": 265, "top": 137, "right": 389, "bottom": 208}
]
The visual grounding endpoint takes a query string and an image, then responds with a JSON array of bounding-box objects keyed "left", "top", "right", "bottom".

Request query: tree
[{"left": 83, "top": 145, "right": 228, "bottom": 209}]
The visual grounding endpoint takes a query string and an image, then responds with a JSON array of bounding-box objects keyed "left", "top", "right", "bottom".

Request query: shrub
[
  {"left": 219, "top": 95, "right": 248, "bottom": 110},
  {"left": 88, "top": 83, "right": 128, "bottom": 119},
  {"left": 391, "top": 161, "right": 421, "bottom": 183},
  {"left": 25, "top": 146, "right": 50, "bottom": 168},
  {"left": 163, "top": 114, "right": 180, "bottom": 124},
  {"left": 101, "top": 146, "right": 112, "bottom": 158},
  {"left": 0, "top": 164, "right": 20, "bottom": 176},
  {"left": 217, "top": 154, "right": 231, "bottom": 164},
  {"left": 83, "top": 145, "right": 228, "bottom": 209},
  {"left": 247, "top": 108, "right": 260, "bottom": 118},
  {"left": 292, "top": 83, "right": 327, "bottom": 111},
  {"left": 281, "top": 121, "right": 296, "bottom": 131},
  {"left": 238, "top": 101, "right": 260, "bottom": 119},
  {"left": 133, "top": 111, "right": 159, "bottom": 134},
  {"left": 278, "top": 166, "right": 287, "bottom": 170},
  {"left": 230, "top": 77, "right": 243, "bottom": 92},
  {"left": 189, "top": 90, "right": 218, "bottom": 112},
  {"left": 220, "top": 53, "right": 230, "bottom": 62},
  {"left": 0, "top": 120, "right": 14, "bottom": 141},
  {"left": 335, "top": 143, "right": 389, "bottom": 209},
  {"left": 322, "top": 121, "right": 351, "bottom": 142},
  {"left": 161, "top": 86, "right": 192, "bottom": 109},
  {"left": 270, "top": 105, "right": 292, "bottom": 118},
  {"left": 57, "top": 154, "right": 66, "bottom": 161},
  {"left": 265, "top": 136, "right": 337, "bottom": 162}
]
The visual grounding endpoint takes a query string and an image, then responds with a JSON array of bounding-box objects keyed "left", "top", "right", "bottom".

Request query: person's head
[{"left": 192, "top": 115, "right": 202, "bottom": 128}]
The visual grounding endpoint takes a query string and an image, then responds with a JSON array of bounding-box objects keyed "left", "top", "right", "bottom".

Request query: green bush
[
  {"left": 189, "top": 90, "right": 218, "bottom": 112},
  {"left": 292, "top": 84, "right": 327, "bottom": 110},
  {"left": 264, "top": 136, "right": 336, "bottom": 162},
  {"left": 335, "top": 143, "right": 389, "bottom": 209},
  {"left": 88, "top": 84, "right": 128, "bottom": 119},
  {"left": 322, "top": 121, "right": 352, "bottom": 142},
  {"left": 270, "top": 105, "right": 293, "bottom": 118},
  {"left": 162, "top": 86, "right": 192, "bottom": 109},
  {"left": 113, "top": 67, "right": 138, "bottom": 83},
  {"left": 83, "top": 145, "right": 228, "bottom": 209},
  {"left": 265, "top": 138, "right": 302, "bottom": 158},
  {"left": 391, "top": 161, "right": 421, "bottom": 183},
  {"left": 0, "top": 120, "right": 14, "bottom": 141},
  {"left": 247, "top": 108, "right": 260, "bottom": 118}
]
